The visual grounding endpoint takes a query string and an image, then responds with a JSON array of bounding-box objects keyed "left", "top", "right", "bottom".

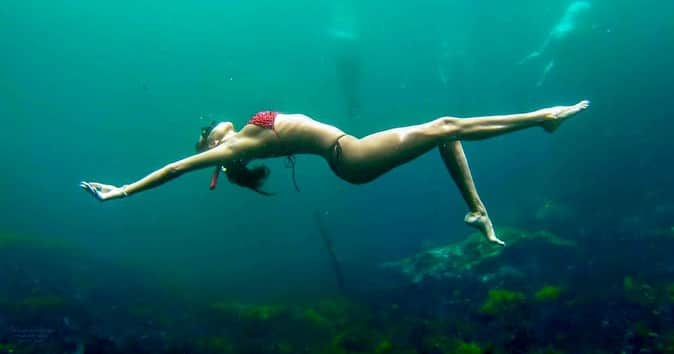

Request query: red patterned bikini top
[
  {"left": 211, "top": 110, "right": 300, "bottom": 192},
  {"left": 247, "top": 111, "right": 278, "bottom": 130},
  {"left": 246, "top": 110, "right": 300, "bottom": 191}
]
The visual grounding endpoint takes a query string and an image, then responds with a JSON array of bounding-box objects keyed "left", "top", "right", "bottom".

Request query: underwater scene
[{"left": 1, "top": 0, "right": 673, "bottom": 353}]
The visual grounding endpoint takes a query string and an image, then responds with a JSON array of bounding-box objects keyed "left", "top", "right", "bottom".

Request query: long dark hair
[
  {"left": 225, "top": 160, "right": 273, "bottom": 196},
  {"left": 197, "top": 122, "right": 273, "bottom": 196}
]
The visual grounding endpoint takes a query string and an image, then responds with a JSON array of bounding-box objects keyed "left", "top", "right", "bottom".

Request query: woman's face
[
  {"left": 207, "top": 122, "right": 234, "bottom": 148},
  {"left": 197, "top": 122, "right": 235, "bottom": 152}
]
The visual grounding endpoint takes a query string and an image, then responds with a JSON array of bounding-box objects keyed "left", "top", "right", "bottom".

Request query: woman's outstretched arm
[{"left": 81, "top": 144, "right": 234, "bottom": 201}]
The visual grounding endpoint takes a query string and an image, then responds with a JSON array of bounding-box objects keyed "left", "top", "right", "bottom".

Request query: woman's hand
[{"left": 80, "top": 181, "right": 127, "bottom": 201}]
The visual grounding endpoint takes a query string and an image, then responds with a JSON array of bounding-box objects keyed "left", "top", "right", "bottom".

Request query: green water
[{"left": 1, "top": 0, "right": 672, "bottom": 299}]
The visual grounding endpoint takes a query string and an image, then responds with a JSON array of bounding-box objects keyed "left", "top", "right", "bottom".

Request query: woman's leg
[
  {"left": 336, "top": 100, "right": 589, "bottom": 183},
  {"left": 439, "top": 141, "right": 503, "bottom": 245}
]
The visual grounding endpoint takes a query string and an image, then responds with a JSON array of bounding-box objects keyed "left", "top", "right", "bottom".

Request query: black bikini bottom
[{"left": 328, "top": 134, "right": 347, "bottom": 179}]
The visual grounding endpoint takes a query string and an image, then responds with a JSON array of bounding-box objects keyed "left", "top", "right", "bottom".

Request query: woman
[{"left": 81, "top": 100, "right": 590, "bottom": 245}]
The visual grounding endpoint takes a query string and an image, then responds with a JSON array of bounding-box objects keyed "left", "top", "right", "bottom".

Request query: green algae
[
  {"left": 666, "top": 283, "right": 674, "bottom": 303},
  {"left": 0, "top": 343, "right": 16, "bottom": 353},
  {"left": 535, "top": 285, "right": 563, "bottom": 302},
  {"left": 533, "top": 349, "right": 566, "bottom": 354},
  {"left": 0, "top": 233, "right": 31, "bottom": 250},
  {"left": 0, "top": 291, "right": 9, "bottom": 308},
  {"left": 623, "top": 276, "right": 658, "bottom": 306},
  {"left": 623, "top": 276, "right": 674, "bottom": 307},
  {"left": 127, "top": 303, "right": 172, "bottom": 326},
  {"left": 275, "top": 342, "right": 294, "bottom": 354},
  {"left": 20, "top": 295, "right": 66, "bottom": 311},
  {"left": 0, "top": 231, "right": 73, "bottom": 251},
  {"left": 660, "top": 331, "right": 674, "bottom": 353},
  {"left": 374, "top": 339, "right": 393, "bottom": 354},
  {"left": 196, "top": 336, "right": 234, "bottom": 353},
  {"left": 128, "top": 303, "right": 155, "bottom": 318},
  {"left": 302, "top": 308, "right": 332, "bottom": 330},
  {"left": 453, "top": 341, "right": 483, "bottom": 354},
  {"left": 313, "top": 297, "right": 362, "bottom": 325},
  {"left": 332, "top": 329, "right": 376, "bottom": 353},
  {"left": 624, "top": 276, "right": 635, "bottom": 292},
  {"left": 210, "top": 301, "right": 287, "bottom": 321},
  {"left": 480, "top": 289, "right": 525, "bottom": 316}
]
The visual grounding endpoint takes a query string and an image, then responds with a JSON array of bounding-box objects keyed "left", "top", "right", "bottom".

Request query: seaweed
[
  {"left": 480, "top": 289, "right": 526, "bottom": 316},
  {"left": 534, "top": 285, "right": 563, "bottom": 302}
]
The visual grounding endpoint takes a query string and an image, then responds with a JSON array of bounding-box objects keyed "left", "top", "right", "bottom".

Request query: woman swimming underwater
[{"left": 81, "top": 100, "right": 590, "bottom": 245}]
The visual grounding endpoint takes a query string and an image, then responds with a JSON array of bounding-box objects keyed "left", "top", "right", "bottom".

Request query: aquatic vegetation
[
  {"left": 624, "top": 275, "right": 635, "bottom": 291},
  {"left": 418, "top": 334, "right": 453, "bottom": 354},
  {"left": 301, "top": 308, "right": 332, "bottom": 330},
  {"left": 4, "top": 227, "right": 674, "bottom": 354},
  {"left": 20, "top": 295, "right": 66, "bottom": 311},
  {"left": 623, "top": 276, "right": 658, "bottom": 306},
  {"left": 195, "top": 336, "right": 234, "bottom": 353},
  {"left": 453, "top": 341, "right": 483, "bottom": 354},
  {"left": 535, "top": 285, "right": 563, "bottom": 302},
  {"left": 633, "top": 321, "right": 656, "bottom": 340},
  {"left": 0, "top": 232, "right": 34, "bottom": 250},
  {"left": 0, "top": 343, "right": 16, "bottom": 353},
  {"left": 622, "top": 276, "right": 674, "bottom": 309},
  {"left": 275, "top": 342, "right": 294, "bottom": 354},
  {"left": 128, "top": 303, "right": 155, "bottom": 318},
  {"left": 311, "top": 297, "right": 364, "bottom": 329},
  {"left": 210, "top": 301, "right": 287, "bottom": 322},
  {"left": 660, "top": 331, "right": 674, "bottom": 353},
  {"left": 0, "top": 231, "right": 73, "bottom": 251},
  {"left": 374, "top": 339, "right": 393, "bottom": 354},
  {"left": 666, "top": 283, "right": 674, "bottom": 303},
  {"left": 0, "top": 291, "right": 9, "bottom": 309},
  {"left": 127, "top": 303, "right": 172, "bottom": 326},
  {"left": 531, "top": 349, "right": 565, "bottom": 354},
  {"left": 332, "top": 329, "right": 377, "bottom": 353},
  {"left": 480, "top": 289, "right": 526, "bottom": 316},
  {"left": 653, "top": 226, "right": 674, "bottom": 239}
]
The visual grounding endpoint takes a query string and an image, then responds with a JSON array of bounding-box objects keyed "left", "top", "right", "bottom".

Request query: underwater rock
[{"left": 382, "top": 228, "right": 575, "bottom": 283}]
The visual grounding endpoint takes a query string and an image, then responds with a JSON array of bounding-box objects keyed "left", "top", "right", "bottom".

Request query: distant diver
[
  {"left": 520, "top": 1, "right": 592, "bottom": 86},
  {"left": 81, "top": 101, "right": 590, "bottom": 246}
]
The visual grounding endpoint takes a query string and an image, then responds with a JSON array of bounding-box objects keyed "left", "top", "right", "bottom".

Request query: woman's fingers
[
  {"left": 80, "top": 181, "right": 104, "bottom": 200},
  {"left": 80, "top": 182, "right": 94, "bottom": 193},
  {"left": 81, "top": 181, "right": 98, "bottom": 191},
  {"left": 81, "top": 182, "right": 112, "bottom": 192}
]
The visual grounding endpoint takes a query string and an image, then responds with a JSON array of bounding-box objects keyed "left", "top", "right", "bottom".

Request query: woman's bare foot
[
  {"left": 541, "top": 99, "right": 590, "bottom": 133},
  {"left": 464, "top": 211, "right": 505, "bottom": 246}
]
